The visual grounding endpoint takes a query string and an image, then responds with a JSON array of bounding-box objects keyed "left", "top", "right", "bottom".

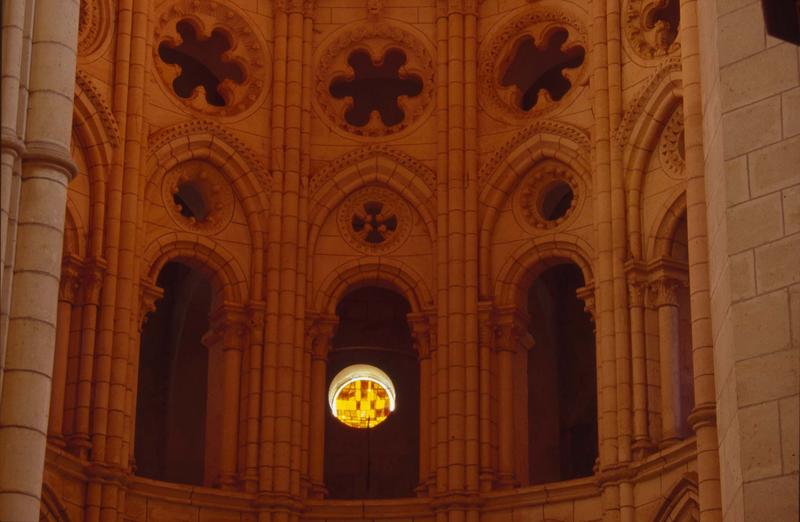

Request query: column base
[{"left": 632, "top": 439, "right": 655, "bottom": 459}]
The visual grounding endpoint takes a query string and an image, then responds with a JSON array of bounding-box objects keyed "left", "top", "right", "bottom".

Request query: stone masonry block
[
  {"left": 755, "top": 233, "right": 800, "bottom": 292},
  {"left": 721, "top": 44, "right": 799, "bottom": 111},
  {"left": 722, "top": 96, "right": 781, "bottom": 159},
  {"left": 736, "top": 348, "right": 798, "bottom": 406},
  {"left": 731, "top": 289, "right": 791, "bottom": 360},
  {"left": 738, "top": 401, "right": 782, "bottom": 481},
  {"left": 726, "top": 192, "right": 783, "bottom": 254},
  {"left": 748, "top": 134, "right": 800, "bottom": 197}
]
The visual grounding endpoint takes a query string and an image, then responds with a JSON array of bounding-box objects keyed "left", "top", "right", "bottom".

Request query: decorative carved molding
[
  {"left": 161, "top": 159, "right": 236, "bottom": 235},
  {"left": 152, "top": 0, "right": 269, "bottom": 118},
  {"left": 139, "top": 281, "right": 165, "bottom": 328},
  {"left": 513, "top": 159, "right": 583, "bottom": 231},
  {"left": 310, "top": 145, "right": 436, "bottom": 196},
  {"left": 336, "top": 185, "right": 413, "bottom": 255},
  {"left": 615, "top": 56, "right": 681, "bottom": 149},
  {"left": 624, "top": 0, "right": 681, "bottom": 61},
  {"left": 649, "top": 278, "right": 682, "bottom": 307},
  {"left": 478, "top": 119, "right": 590, "bottom": 186},
  {"left": 407, "top": 312, "right": 431, "bottom": 359},
  {"left": 59, "top": 255, "right": 83, "bottom": 303},
  {"left": 75, "top": 70, "right": 120, "bottom": 147},
  {"left": 478, "top": 5, "right": 589, "bottom": 123},
  {"left": 659, "top": 106, "right": 685, "bottom": 179},
  {"left": 314, "top": 22, "right": 435, "bottom": 138},
  {"left": 80, "top": 257, "right": 107, "bottom": 306},
  {"left": 78, "top": 0, "right": 112, "bottom": 57},
  {"left": 575, "top": 284, "right": 596, "bottom": 321}
]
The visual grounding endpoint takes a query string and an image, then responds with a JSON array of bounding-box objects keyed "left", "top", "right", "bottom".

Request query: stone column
[
  {"left": 477, "top": 302, "right": 494, "bottom": 492},
  {"left": 308, "top": 316, "right": 337, "bottom": 498},
  {"left": 48, "top": 255, "right": 82, "bottom": 446},
  {"left": 0, "top": 0, "right": 79, "bottom": 518},
  {"left": 626, "top": 271, "right": 652, "bottom": 458},
  {"left": 214, "top": 305, "right": 248, "bottom": 489},
  {"left": 650, "top": 277, "right": 683, "bottom": 446},
  {"left": 408, "top": 313, "right": 432, "bottom": 495},
  {"left": 493, "top": 308, "right": 529, "bottom": 488}
]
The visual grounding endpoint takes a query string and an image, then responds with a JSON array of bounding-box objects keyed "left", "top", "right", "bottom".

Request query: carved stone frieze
[
  {"left": 161, "top": 159, "right": 235, "bottom": 235},
  {"left": 336, "top": 185, "right": 413, "bottom": 255},
  {"left": 75, "top": 70, "right": 120, "bottom": 147},
  {"left": 314, "top": 22, "right": 435, "bottom": 138},
  {"left": 152, "top": 0, "right": 269, "bottom": 118},
  {"left": 478, "top": 5, "right": 589, "bottom": 123}
]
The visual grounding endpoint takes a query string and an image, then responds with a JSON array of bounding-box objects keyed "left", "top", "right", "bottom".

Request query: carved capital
[
  {"left": 649, "top": 278, "right": 682, "bottom": 307},
  {"left": 139, "top": 281, "right": 164, "bottom": 329},
  {"left": 208, "top": 303, "right": 249, "bottom": 350},
  {"left": 407, "top": 312, "right": 431, "bottom": 360},
  {"left": 493, "top": 307, "right": 532, "bottom": 353},
  {"left": 80, "top": 257, "right": 107, "bottom": 305},
  {"left": 310, "top": 315, "right": 338, "bottom": 360},
  {"left": 59, "top": 255, "right": 83, "bottom": 303},
  {"left": 575, "top": 284, "right": 596, "bottom": 321}
]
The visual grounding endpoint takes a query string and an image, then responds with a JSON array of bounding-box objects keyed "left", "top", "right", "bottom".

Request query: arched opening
[
  {"left": 323, "top": 287, "right": 419, "bottom": 499},
  {"left": 135, "top": 262, "right": 212, "bottom": 486},
  {"left": 526, "top": 263, "right": 597, "bottom": 484}
]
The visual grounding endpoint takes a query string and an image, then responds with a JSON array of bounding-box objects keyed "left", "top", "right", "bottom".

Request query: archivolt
[
  {"left": 313, "top": 257, "right": 433, "bottom": 314},
  {"left": 649, "top": 190, "right": 687, "bottom": 260},
  {"left": 142, "top": 233, "right": 249, "bottom": 306},
  {"left": 653, "top": 473, "right": 700, "bottom": 522},
  {"left": 493, "top": 235, "right": 594, "bottom": 310}
]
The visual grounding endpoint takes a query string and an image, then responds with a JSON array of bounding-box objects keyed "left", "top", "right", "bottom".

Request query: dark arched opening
[
  {"left": 135, "top": 262, "right": 212, "bottom": 486},
  {"left": 324, "top": 287, "right": 419, "bottom": 499},
  {"left": 527, "top": 263, "right": 597, "bottom": 484}
]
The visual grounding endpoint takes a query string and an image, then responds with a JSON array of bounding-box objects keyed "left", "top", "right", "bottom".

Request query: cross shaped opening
[
  {"left": 158, "top": 20, "right": 245, "bottom": 107},
  {"left": 645, "top": 0, "right": 681, "bottom": 49},
  {"left": 501, "top": 28, "right": 585, "bottom": 111},
  {"left": 351, "top": 201, "right": 398, "bottom": 244},
  {"left": 330, "top": 48, "right": 423, "bottom": 127}
]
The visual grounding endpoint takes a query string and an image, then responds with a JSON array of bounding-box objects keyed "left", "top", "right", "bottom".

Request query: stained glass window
[{"left": 328, "top": 365, "right": 396, "bottom": 429}]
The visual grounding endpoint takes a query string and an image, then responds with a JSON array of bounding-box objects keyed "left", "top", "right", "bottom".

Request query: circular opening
[
  {"left": 173, "top": 181, "right": 209, "bottom": 221},
  {"left": 328, "top": 364, "right": 396, "bottom": 429},
  {"left": 539, "top": 180, "right": 574, "bottom": 221}
]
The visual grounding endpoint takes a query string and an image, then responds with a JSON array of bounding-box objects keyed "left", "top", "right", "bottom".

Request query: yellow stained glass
[
  {"left": 328, "top": 364, "right": 396, "bottom": 429},
  {"left": 334, "top": 380, "right": 391, "bottom": 428}
]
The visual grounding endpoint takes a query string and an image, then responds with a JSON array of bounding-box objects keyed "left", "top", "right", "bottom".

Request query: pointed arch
[
  {"left": 40, "top": 482, "right": 71, "bottom": 522},
  {"left": 478, "top": 120, "right": 591, "bottom": 297},
  {"left": 308, "top": 146, "right": 437, "bottom": 243},
  {"left": 618, "top": 57, "right": 683, "bottom": 260},
  {"left": 313, "top": 257, "right": 433, "bottom": 314},
  {"left": 142, "top": 233, "right": 249, "bottom": 307},
  {"left": 649, "top": 190, "right": 687, "bottom": 260},
  {"left": 494, "top": 235, "right": 594, "bottom": 310},
  {"left": 653, "top": 473, "right": 700, "bottom": 522},
  {"left": 63, "top": 199, "right": 85, "bottom": 258},
  {"left": 145, "top": 120, "right": 269, "bottom": 301}
]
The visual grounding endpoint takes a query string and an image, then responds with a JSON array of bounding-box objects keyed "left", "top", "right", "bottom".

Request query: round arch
[
  {"left": 494, "top": 236, "right": 594, "bottom": 311},
  {"left": 142, "top": 234, "right": 249, "bottom": 307},
  {"left": 313, "top": 258, "right": 433, "bottom": 315}
]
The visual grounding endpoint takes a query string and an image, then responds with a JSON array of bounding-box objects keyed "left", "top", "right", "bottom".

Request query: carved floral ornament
[
  {"left": 624, "top": 0, "right": 681, "bottom": 60},
  {"left": 478, "top": 5, "right": 589, "bottom": 122},
  {"left": 659, "top": 106, "right": 686, "bottom": 179},
  {"left": 314, "top": 23, "right": 435, "bottom": 139},
  {"left": 513, "top": 159, "right": 584, "bottom": 231},
  {"left": 337, "top": 186, "right": 413, "bottom": 255},
  {"left": 161, "top": 160, "right": 235, "bottom": 235},
  {"left": 153, "top": 0, "right": 268, "bottom": 118}
]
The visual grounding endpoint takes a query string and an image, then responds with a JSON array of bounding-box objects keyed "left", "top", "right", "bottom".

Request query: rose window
[{"left": 337, "top": 186, "right": 412, "bottom": 254}]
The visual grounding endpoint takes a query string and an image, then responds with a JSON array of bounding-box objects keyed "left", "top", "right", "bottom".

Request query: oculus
[
  {"left": 625, "top": 0, "right": 681, "bottom": 60},
  {"left": 514, "top": 160, "right": 583, "bottom": 231},
  {"left": 328, "top": 364, "right": 396, "bottom": 429},
  {"left": 153, "top": 0, "right": 267, "bottom": 118},
  {"left": 161, "top": 160, "right": 234, "bottom": 235},
  {"left": 314, "top": 23, "right": 435, "bottom": 138},
  {"left": 337, "top": 186, "right": 413, "bottom": 254}
]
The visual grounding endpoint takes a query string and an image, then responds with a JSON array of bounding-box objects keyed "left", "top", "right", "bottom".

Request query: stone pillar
[
  {"left": 408, "top": 313, "right": 432, "bottom": 495},
  {"left": 48, "top": 255, "right": 82, "bottom": 446},
  {"left": 493, "top": 308, "right": 530, "bottom": 488},
  {"left": 213, "top": 305, "right": 248, "bottom": 489},
  {"left": 625, "top": 263, "right": 652, "bottom": 458},
  {"left": 308, "top": 316, "right": 337, "bottom": 498},
  {"left": 477, "top": 302, "right": 494, "bottom": 492},
  {"left": 650, "top": 277, "right": 683, "bottom": 446},
  {"left": 0, "top": 0, "right": 79, "bottom": 517}
]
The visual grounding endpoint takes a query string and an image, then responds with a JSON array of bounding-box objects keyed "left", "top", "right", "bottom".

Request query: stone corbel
[
  {"left": 493, "top": 306, "right": 533, "bottom": 353},
  {"left": 311, "top": 315, "right": 338, "bottom": 362},
  {"left": 575, "top": 282, "right": 596, "bottom": 323},
  {"left": 207, "top": 303, "right": 249, "bottom": 351},
  {"left": 80, "top": 257, "right": 107, "bottom": 306},
  {"left": 407, "top": 312, "right": 432, "bottom": 361}
]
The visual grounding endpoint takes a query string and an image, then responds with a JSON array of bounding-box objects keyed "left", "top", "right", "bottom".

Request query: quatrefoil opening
[
  {"left": 158, "top": 19, "right": 245, "bottom": 107},
  {"left": 501, "top": 28, "right": 585, "bottom": 111},
  {"left": 329, "top": 48, "right": 423, "bottom": 128}
]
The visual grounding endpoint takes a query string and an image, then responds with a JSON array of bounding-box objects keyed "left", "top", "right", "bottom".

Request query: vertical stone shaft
[
  {"left": 653, "top": 280, "right": 682, "bottom": 443},
  {"left": 679, "top": 2, "right": 722, "bottom": 519},
  {"left": 245, "top": 303, "right": 265, "bottom": 492},
  {"left": 308, "top": 321, "right": 334, "bottom": 497},
  {"left": 49, "top": 257, "right": 81, "bottom": 445},
  {"left": 220, "top": 319, "right": 245, "bottom": 488},
  {"left": 0, "top": 1, "right": 79, "bottom": 519},
  {"left": 477, "top": 303, "right": 494, "bottom": 491},
  {"left": 496, "top": 324, "right": 515, "bottom": 485},
  {"left": 627, "top": 280, "right": 651, "bottom": 453}
]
